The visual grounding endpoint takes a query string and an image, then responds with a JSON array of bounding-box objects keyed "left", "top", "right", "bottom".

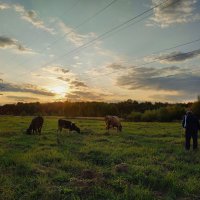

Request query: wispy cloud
[
  {"left": 58, "top": 21, "right": 96, "bottom": 46},
  {"left": 148, "top": 0, "right": 200, "bottom": 27},
  {"left": 66, "top": 90, "right": 110, "bottom": 101},
  {"left": 6, "top": 95, "right": 39, "bottom": 102},
  {"left": 53, "top": 67, "right": 69, "bottom": 74},
  {"left": 0, "top": 2, "right": 9, "bottom": 10},
  {"left": 144, "top": 49, "right": 200, "bottom": 64},
  {"left": 43, "top": 66, "right": 70, "bottom": 74},
  {"left": 57, "top": 76, "right": 70, "bottom": 82},
  {"left": 0, "top": 2, "right": 53, "bottom": 33},
  {"left": 13, "top": 4, "right": 54, "bottom": 33},
  {"left": 42, "top": 65, "right": 88, "bottom": 89},
  {"left": 106, "top": 63, "right": 128, "bottom": 70},
  {"left": 1, "top": 82, "right": 56, "bottom": 96},
  {"left": 70, "top": 80, "right": 88, "bottom": 88},
  {"left": 157, "top": 49, "right": 200, "bottom": 63},
  {"left": 57, "top": 76, "right": 88, "bottom": 89},
  {"left": 108, "top": 63, "right": 200, "bottom": 94},
  {"left": 0, "top": 36, "right": 34, "bottom": 53}
]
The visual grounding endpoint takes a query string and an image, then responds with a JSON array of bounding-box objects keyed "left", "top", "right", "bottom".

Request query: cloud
[
  {"left": 43, "top": 66, "right": 70, "bottom": 74},
  {"left": 58, "top": 21, "right": 96, "bottom": 46},
  {"left": 0, "top": 36, "right": 33, "bottom": 53},
  {"left": 66, "top": 90, "right": 109, "bottom": 101},
  {"left": 0, "top": 2, "right": 10, "bottom": 10},
  {"left": 57, "top": 76, "right": 87, "bottom": 88},
  {"left": 149, "top": 0, "right": 200, "bottom": 27},
  {"left": 6, "top": 95, "right": 39, "bottom": 102},
  {"left": 13, "top": 4, "right": 54, "bottom": 33},
  {"left": 57, "top": 76, "right": 70, "bottom": 82},
  {"left": 42, "top": 65, "right": 88, "bottom": 89},
  {"left": 106, "top": 63, "right": 128, "bottom": 70},
  {"left": 157, "top": 49, "right": 200, "bottom": 63},
  {"left": 0, "top": 3, "right": 53, "bottom": 33},
  {"left": 54, "top": 67, "right": 69, "bottom": 74},
  {"left": 0, "top": 82, "right": 56, "bottom": 96},
  {"left": 70, "top": 80, "right": 88, "bottom": 88},
  {"left": 114, "top": 64, "right": 200, "bottom": 94}
]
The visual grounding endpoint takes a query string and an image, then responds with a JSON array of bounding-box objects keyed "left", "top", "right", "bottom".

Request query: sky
[{"left": 0, "top": 0, "right": 200, "bottom": 104}]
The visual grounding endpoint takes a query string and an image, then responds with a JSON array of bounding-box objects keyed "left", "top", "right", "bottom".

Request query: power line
[
  {"left": 81, "top": 42, "right": 200, "bottom": 81},
  {"left": 6, "top": 0, "right": 179, "bottom": 87},
  {"left": 44, "top": 0, "right": 119, "bottom": 50},
  {"left": 9, "top": 0, "right": 119, "bottom": 71},
  {"left": 59, "top": 0, "right": 199, "bottom": 70},
  {"left": 4, "top": 0, "right": 82, "bottom": 65},
  {"left": 57, "top": 0, "right": 183, "bottom": 60},
  {"left": 103, "top": 46, "right": 200, "bottom": 88},
  {"left": 18, "top": 0, "right": 176, "bottom": 78}
]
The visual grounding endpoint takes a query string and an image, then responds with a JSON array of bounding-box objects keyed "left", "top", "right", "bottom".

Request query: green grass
[{"left": 0, "top": 116, "right": 200, "bottom": 200}]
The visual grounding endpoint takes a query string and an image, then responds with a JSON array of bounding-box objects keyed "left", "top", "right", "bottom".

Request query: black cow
[
  {"left": 26, "top": 116, "right": 44, "bottom": 135},
  {"left": 58, "top": 119, "right": 80, "bottom": 133}
]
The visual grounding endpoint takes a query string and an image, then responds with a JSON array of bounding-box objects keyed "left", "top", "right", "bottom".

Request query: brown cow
[{"left": 105, "top": 115, "right": 122, "bottom": 132}]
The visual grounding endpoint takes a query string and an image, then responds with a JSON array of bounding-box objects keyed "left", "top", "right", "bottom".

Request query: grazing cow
[
  {"left": 105, "top": 115, "right": 122, "bottom": 132},
  {"left": 26, "top": 116, "right": 44, "bottom": 135},
  {"left": 58, "top": 119, "right": 80, "bottom": 133}
]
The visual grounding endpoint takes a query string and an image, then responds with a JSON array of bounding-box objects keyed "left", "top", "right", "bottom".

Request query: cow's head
[
  {"left": 26, "top": 128, "right": 32, "bottom": 134},
  {"left": 71, "top": 123, "right": 80, "bottom": 133}
]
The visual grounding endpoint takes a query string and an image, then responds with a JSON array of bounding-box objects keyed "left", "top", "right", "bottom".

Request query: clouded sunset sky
[{"left": 0, "top": 0, "right": 200, "bottom": 104}]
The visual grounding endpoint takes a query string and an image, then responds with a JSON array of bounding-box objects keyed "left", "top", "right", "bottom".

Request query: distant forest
[{"left": 0, "top": 99, "right": 200, "bottom": 122}]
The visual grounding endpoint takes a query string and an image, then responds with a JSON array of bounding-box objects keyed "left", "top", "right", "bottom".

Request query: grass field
[{"left": 0, "top": 116, "right": 200, "bottom": 200}]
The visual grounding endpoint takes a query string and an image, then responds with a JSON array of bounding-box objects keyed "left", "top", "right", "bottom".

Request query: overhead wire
[
  {"left": 17, "top": 0, "right": 177, "bottom": 79},
  {"left": 5, "top": 0, "right": 82, "bottom": 63},
  {"left": 9, "top": 0, "right": 119, "bottom": 70},
  {"left": 3, "top": 0, "right": 197, "bottom": 97},
  {"left": 1, "top": 0, "right": 199, "bottom": 102},
  {"left": 81, "top": 40, "right": 200, "bottom": 82}
]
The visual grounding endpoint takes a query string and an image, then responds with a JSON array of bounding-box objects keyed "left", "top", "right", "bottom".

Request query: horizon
[
  {"left": 0, "top": 98, "right": 195, "bottom": 107},
  {"left": 0, "top": 0, "right": 200, "bottom": 104}
]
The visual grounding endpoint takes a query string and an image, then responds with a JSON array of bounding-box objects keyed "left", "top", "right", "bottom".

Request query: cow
[
  {"left": 58, "top": 119, "right": 80, "bottom": 133},
  {"left": 105, "top": 115, "right": 122, "bottom": 132},
  {"left": 26, "top": 116, "right": 44, "bottom": 135}
]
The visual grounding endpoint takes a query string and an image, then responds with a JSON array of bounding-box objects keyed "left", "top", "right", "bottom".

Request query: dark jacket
[{"left": 182, "top": 112, "right": 200, "bottom": 132}]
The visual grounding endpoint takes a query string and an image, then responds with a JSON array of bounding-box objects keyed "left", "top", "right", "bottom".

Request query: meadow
[{"left": 0, "top": 116, "right": 200, "bottom": 200}]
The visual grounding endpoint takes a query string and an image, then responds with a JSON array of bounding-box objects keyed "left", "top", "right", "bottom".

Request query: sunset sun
[{"left": 51, "top": 86, "right": 67, "bottom": 96}]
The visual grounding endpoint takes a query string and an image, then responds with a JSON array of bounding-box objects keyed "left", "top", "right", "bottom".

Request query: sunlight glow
[{"left": 51, "top": 86, "right": 67, "bottom": 96}]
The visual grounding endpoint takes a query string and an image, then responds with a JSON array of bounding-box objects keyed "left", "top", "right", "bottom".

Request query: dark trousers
[{"left": 185, "top": 130, "right": 198, "bottom": 150}]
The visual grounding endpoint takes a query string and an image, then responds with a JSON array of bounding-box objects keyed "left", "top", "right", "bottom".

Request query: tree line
[{"left": 0, "top": 99, "right": 199, "bottom": 122}]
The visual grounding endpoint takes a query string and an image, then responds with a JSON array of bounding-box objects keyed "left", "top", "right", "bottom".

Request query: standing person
[{"left": 182, "top": 111, "right": 200, "bottom": 150}]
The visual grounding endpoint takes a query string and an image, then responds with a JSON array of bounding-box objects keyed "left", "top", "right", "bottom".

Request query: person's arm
[{"left": 182, "top": 115, "right": 186, "bottom": 128}]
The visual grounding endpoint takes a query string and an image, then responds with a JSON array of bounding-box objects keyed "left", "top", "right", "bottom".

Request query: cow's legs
[
  {"left": 58, "top": 126, "right": 62, "bottom": 133},
  {"left": 38, "top": 128, "right": 41, "bottom": 135},
  {"left": 57, "top": 127, "right": 62, "bottom": 144},
  {"left": 106, "top": 121, "right": 110, "bottom": 130}
]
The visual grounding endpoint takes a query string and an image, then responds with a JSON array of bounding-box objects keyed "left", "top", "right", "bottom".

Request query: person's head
[{"left": 186, "top": 110, "right": 192, "bottom": 116}]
